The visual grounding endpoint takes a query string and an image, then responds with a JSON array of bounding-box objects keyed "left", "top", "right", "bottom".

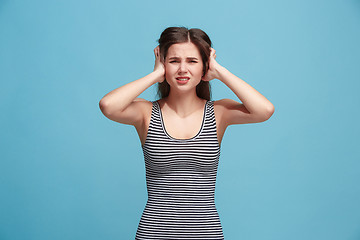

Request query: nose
[{"left": 178, "top": 61, "right": 188, "bottom": 73}]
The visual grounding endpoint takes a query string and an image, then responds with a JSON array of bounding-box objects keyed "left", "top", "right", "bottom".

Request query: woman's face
[{"left": 164, "top": 41, "right": 204, "bottom": 93}]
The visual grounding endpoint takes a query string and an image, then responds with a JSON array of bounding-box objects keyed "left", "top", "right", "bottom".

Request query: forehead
[{"left": 167, "top": 42, "right": 201, "bottom": 58}]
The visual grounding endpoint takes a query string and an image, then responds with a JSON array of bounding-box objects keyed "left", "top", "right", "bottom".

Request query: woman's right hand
[{"left": 153, "top": 46, "right": 165, "bottom": 83}]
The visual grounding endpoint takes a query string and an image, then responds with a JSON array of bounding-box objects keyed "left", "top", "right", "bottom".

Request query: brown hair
[{"left": 156, "top": 26, "right": 212, "bottom": 100}]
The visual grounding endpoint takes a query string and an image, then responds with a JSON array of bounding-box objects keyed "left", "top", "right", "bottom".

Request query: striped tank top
[{"left": 135, "top": 100, "right": 224, "bottom": 239}]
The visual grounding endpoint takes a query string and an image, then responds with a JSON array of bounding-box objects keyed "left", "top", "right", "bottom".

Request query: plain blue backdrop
[{"left": 1, "top": 0, "right": 360, "bottom": 239}]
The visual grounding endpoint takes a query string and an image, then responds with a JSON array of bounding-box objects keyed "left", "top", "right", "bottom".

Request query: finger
[
  {"left": 157, "top": 46, "right": 160, "bottom": 55},
  {"left": 156, "top": 49, "right": 160, "bottom": 58}
]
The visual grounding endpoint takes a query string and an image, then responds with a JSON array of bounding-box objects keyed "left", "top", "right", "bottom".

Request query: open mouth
[{"left": 176, "top": 77, "right": 190, "bottom": 84}]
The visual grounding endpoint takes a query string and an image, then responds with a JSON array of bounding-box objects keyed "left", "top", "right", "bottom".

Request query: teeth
[{"left": 177, "top": 78, "right": 189, "bottom": 81}]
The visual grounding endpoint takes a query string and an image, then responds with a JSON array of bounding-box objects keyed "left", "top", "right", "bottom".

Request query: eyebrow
[{"left": 168, "top": 57, "right": 199, "bottom": 60}]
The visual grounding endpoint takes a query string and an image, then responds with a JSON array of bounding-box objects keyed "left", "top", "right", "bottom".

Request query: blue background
[{"left": 1, "top": 0, "right": 359, "bottom": 239}]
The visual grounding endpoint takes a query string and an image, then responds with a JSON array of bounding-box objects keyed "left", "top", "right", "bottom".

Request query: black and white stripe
[{"left": 135, "top": 100, "right": 224, "bottom": 240}]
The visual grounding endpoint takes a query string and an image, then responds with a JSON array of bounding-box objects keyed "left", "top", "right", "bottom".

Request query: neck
[{"left": 163, "top": 90, "right": 206, "bottom": 117}]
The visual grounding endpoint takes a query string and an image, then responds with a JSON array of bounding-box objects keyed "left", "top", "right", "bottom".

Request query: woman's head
[{"left": 157, "top": 26, "right": 212, "bottom": 100}]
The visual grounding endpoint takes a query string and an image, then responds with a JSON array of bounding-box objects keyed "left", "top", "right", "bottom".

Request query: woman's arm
[
  {"left": 99, "top": 46, "right": 165, "bottom": 126},
  {"left": 203, "top": 48, "right": 275, "bottom": 126}
]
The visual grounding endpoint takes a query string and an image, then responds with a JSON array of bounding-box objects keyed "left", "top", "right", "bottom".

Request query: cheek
[
  {"left": 165, "top": 64, "right": 175, "bottom": 72},
  {"left": 164, "top": 65, "right": 173, "bottom": 76},
  {"left": 192, "top": 65, "right": 204, "bottom": 76}
]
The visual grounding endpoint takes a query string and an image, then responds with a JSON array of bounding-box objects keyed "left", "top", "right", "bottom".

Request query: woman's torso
[
  {"left": 135, "top": 99, "right": 224, "bottom": 239},
  {"left": 135, "top": 98, "right": 226, "bottom": 147}
]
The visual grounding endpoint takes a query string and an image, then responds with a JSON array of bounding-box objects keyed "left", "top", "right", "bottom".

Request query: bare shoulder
[
  {"left": 102, "top": 97, "right": 153, "bottom": 127},
  {"left": 213, "top": 98, "right": 269, "bottom": 126},
  {"left": 134, "top": 98, "right": 151, "bottom": 103},
  {"left": 213, "top": 98, "right": 247, "bottom": 116},
  {"left": 129, "top": 98, "right": 153, "bottom": 127},
  {"left": 133, "top": 98, "right": 153, "bottom": 115},
  {"left": 133, "top": 97, "right": 153, "bottom": 110},
  {"left": 132, "top": 98, "right": 154, "bottom": 146}
]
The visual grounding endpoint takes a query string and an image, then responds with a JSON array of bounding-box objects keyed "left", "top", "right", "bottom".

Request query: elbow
[
  {"left": 250, "top": 104, "right": 274, "bottom": 123},
  {"left": 256, "top": 104, "right": 275, "bottom": 122},
  {"left": 99, "top": 99, "right": 110, "bottom": 116},
  {"left": 264, "top": 104, "right": 275, "bottom": 120}
]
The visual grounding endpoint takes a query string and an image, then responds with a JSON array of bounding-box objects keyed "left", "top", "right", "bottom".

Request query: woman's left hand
[{"left": 202, "top": 48, "right": 222, "bottom": 81}]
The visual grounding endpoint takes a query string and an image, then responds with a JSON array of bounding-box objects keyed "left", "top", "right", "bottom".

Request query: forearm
[
  {"left": 99, "top": 70, "right": 162, "bottom": 113},
  {"left": 216, "top": 66, "right": 274, "bottom": 115}
]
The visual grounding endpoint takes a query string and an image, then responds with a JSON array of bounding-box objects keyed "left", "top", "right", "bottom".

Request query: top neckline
[{"left": 156, "top": 100, "right": 209, "bottom": 141}]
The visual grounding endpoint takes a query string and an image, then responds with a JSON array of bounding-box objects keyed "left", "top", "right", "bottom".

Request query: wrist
[
  {"left": 151, "top": 70, "right": 165, "bottom": 83},
  {"left": 215, "top": 64, "right": 227, "bottom": 81}
]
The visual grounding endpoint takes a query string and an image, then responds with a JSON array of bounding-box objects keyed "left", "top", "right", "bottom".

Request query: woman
[{"left": 99, "top": 27, "right": 274, "bottom": 239}]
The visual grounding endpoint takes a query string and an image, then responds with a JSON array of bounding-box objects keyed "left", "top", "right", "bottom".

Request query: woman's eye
[{"left": 169, "top": 60, "right": 197, "bottom": 63}]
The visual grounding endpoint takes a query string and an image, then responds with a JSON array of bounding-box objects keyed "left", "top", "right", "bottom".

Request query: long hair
[{"left": 156, "top": 26, "right": 212, "bottom": 100}]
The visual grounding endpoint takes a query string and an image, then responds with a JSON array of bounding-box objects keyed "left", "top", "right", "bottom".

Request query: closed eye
[{"left": 169, "top": 60, "right": 198, "bottom": 63}]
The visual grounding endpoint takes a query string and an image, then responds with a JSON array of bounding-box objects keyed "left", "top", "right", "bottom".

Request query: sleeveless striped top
[{"left": 135, "top": 100, "right": 224, "bottom": 239}]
